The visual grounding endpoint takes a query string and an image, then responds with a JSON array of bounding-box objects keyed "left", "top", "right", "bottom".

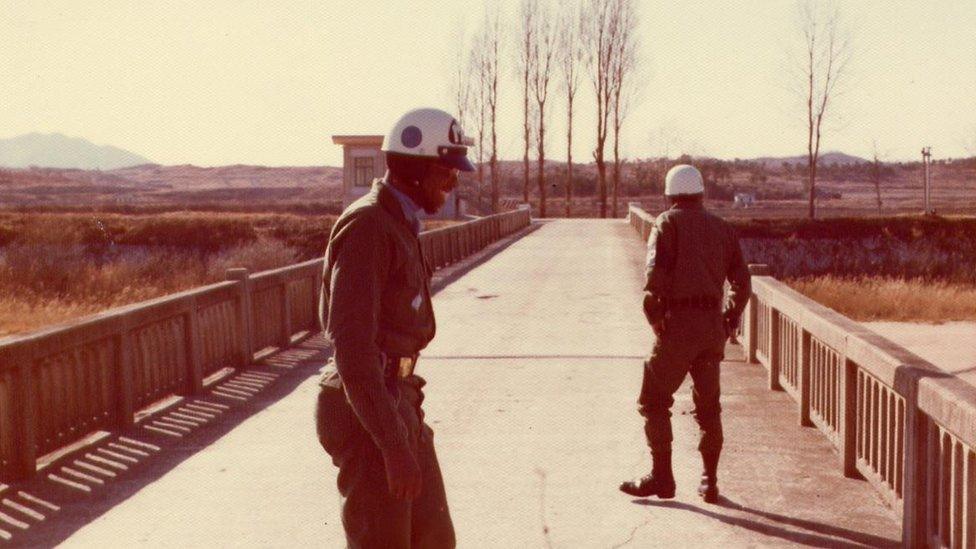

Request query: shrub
[
  {"left": 118, "top": 216, "right": 256, "bottom": 252},
  {"left": 266, "top": 216, "right": 333, "bottom": 260},
  {"left": 736, "top": 215, "right": 976, "bottom": 284},
  {"left": 207, "top": 239, "right": 299, "bottom": 277}
]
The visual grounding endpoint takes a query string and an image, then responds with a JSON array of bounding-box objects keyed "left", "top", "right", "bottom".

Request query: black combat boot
[
  {"left": 697, "top": 451, "right": 720, "bottom": 503},
  {"left": 619, "top": 451, "right": 676, "bottom": 498}
]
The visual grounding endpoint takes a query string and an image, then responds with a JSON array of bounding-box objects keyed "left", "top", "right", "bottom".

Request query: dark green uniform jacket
[
  {"left": 643, "top": 202, "right": 751, "bottom": 325},
  {"left": 318, "top": 180, "right": 436, "bottom": 454}
]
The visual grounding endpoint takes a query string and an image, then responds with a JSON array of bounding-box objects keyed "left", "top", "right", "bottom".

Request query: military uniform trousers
[
  {"left": 639, "top": 309, "right": 726, "bottom": 454},
  {"left": 316, "top": 375, "right": 456, "bottom": 549}
]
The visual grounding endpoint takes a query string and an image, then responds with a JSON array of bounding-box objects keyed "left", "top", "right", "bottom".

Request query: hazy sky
[{"left": 1, "top": 0, "right": 974, "bottom": 166}]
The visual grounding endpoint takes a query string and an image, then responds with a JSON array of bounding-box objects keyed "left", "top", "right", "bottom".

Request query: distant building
[
  {"left": 331, "top": 134, "right": 459, "bottom": 219},
  {"left": 734, "top": 193, "right": 756, "bottom": 208}
]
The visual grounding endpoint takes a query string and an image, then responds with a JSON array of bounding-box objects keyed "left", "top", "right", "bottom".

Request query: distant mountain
[
  {"left": 0, "top": 133, "right": 151, "bottom": 170},
  {"left": 750, "top": 151, "right": 868, "bottom": 168}
]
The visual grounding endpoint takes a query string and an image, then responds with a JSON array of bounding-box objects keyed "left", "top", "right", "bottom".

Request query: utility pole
[{"left": 921, "top": 146, "right": 932, "bottom": 215}]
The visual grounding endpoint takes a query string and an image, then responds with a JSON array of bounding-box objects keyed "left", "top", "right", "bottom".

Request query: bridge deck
[{"left": 41, "top": 220, "right": 900, "bottom": 547}]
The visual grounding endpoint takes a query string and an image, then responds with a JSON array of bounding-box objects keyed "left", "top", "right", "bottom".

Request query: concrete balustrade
[
  {"left": 628, "top": 203, "right": 976, "bottom": 548},
  {"left": 0, "top": 208, "right": 531, "bottom": 483}
]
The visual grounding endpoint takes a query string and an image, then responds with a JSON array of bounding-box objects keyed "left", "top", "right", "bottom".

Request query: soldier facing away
[
  {"left": 315, "top": 108, "right": 474, "bottom": 548},
  {"left": 620, "top": 164, "right": 751, "bottom": 503}
]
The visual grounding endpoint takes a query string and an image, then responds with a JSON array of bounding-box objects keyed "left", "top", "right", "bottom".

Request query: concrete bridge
[{"left": 0, "top": 207, "right": 974, "bottom": 547}]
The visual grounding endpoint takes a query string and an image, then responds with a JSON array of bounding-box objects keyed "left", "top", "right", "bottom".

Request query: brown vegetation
[
  {"left": 0, "top": 211, "right": 463, "bottom": 336},
  {"left": 733, "top": 215, "right": 976, "bottom": 284},
  {"left": 0, "top": 164, "right": 343, "bottom": 213},
  {"left": 1, "top": 154, "right": 972, "bottom": 334},
  {"left": 789, "top": 276, "right": 976, "bottom": 322},
  {"left": 750, "top": 215, "right": 976, "bottom": 323},
  {"left": 0, "top": 213, "right": 321, "bottom": 336},
  {"left": 0, "top": 238, "right": 298, "bottom": 337}
]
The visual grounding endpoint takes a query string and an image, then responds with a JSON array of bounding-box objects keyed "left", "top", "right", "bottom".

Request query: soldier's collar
[{"left": 375, "top": 180, "right": 420, "bottom": 234}]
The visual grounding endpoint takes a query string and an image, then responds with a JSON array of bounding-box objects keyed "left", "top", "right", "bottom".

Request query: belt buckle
[{"left": 398, "top": 356, "right": 416, "bottom": 378}]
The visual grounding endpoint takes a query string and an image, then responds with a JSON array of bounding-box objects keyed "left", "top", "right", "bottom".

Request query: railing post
[
  {"left": 443, "top": 233, "right": 451, "bottom": 265},
  {"left": 184, "top": 296, "right": 205, "bottom": 394},
  {"left": 627, "top": 202, "right": 640, "bottom": 225},
  {"left": 745, "top": 264, "right": 771, "bottom": 365},
  {"left": 5, "top": 345, "right": 38, "bottom": 480},
  {"left": 114, "top": 318, "right": 135, "bottom": 429},
  {"left": 312, "top": 264, "right": 323, "bottom": 332},
  {"left": 431, "top": 235, "right": 440, "bottom": 268},
  {"left": 798, "top": 329, "right": 813, "bottom": 427},
  {"left": 840, "top": 358, "right": 859, "bottom": 478},
  {"left": 901, "top": 383, "right": 929, "bottom": 546},
  {"left": 769, "top": 308, "right": 782, "bottom": 391},
  {"left": 280, "top": 279, "right": 293, "bottom": 348},
  {"left": 745, "top": 294, "right": 759, "bottom": 364},
  {"left": 226, "top": 268, "right": 253, "bottom": 366}
]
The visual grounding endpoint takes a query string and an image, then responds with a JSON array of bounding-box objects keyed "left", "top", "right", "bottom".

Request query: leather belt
[
  {"left": 384, "top": 354, "right": 418, "bottom": 379},
  {"left": 667, "top": 295, "right": 722, "bottom": 310}
]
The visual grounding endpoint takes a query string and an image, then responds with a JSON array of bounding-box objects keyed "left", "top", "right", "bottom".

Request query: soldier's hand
[
  {"left": 382, "top": 445, "right": 422, "bottom": 500},
  {"left": 723, "top": 311, "right": 739, "bottom": 337}
]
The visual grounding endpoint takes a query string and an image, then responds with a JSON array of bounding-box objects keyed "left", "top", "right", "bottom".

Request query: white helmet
[
  {"left": 664, "top": 164, "right": 704, "bottom": 196},
  {"left": 382, "top": 108, "right": 476, "bottom": 172}
]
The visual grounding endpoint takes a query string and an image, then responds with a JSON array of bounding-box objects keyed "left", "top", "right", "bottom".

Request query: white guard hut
[{"left": 331, "top": 135, "right": 458, "bottom": 219}]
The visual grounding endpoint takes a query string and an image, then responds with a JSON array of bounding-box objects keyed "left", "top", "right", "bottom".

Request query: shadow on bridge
[
  {"left": 4, "top": 335, "right": 327, "bottom": 547},
  {"left": 632, "top": 498, "right": 899, "bottom": 548}
]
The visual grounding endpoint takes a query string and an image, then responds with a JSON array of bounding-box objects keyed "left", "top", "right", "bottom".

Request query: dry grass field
[
  {"left": 1, "top": 158, "right": 973, "bottom": 336},
  {"left": 0, "top": 212, "right": 315, "bottom": 336},
  {"left": 790, "top": 276, "right": 976, "bottom": 322},
  {"left": 735, "top": 215, "right": 976, "bottom": 321},
  {"left": 0, "top": 211, "right": 463, "bottom": 336},
  {"left": 0, "top": 164, "right": 344, "bottom": 213}
]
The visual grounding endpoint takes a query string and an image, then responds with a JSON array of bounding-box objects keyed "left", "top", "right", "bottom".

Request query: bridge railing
[
  {"left": 627, "top": 203, "right": 975, "bottom": 548},
  {"left": 0, "top": 208, "right": 531, "bottom": 482}
]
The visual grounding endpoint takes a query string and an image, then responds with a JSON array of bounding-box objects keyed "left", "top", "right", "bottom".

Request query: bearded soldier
[{"left": 316, "top": 108, "right": 474, "bottom": 548}]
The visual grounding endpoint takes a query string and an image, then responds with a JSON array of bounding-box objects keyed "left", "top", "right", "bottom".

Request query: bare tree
[
  {"left": 482, "top": 5, "right": 503, "bottom": 213},
  {"left": 794, "top": 0, "right": 852, "bottom": 219},
  {"left": 515, "top": 0, "right": 537, "bottom": 204},
  {"left": 557, "top": 0, "right": 584, "bottom": 217},
  {"left": 468, "top": 35, "right": 488, "bottom": 212},
  {"left": 530, "top": 0, "right": 557, "bottom": 218},
  {"left": 450, "top": 28, "right": 472, "bottom": 129},
  {"left": 609, "top": 0, "right": 639, "bottom": 218},
  {"left": 451, "top": 29, "right": 474, "bottom": 213},
  {"left": 583, "top": 0, "right": 619, "bottom": 218}
]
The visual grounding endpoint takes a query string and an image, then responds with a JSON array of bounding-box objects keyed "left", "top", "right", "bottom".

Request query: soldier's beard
[
  {"left": 417, "top": 182, "right": 447, "bottom": 214},
  {"left": 389, "top": 169, "right": 454, "bottom": 215},
  {"left": 390, "top": 180, "right": 444, "bottom": 214}
]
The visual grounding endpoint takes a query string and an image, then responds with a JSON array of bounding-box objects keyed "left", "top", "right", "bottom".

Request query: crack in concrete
[{"left": 609, "top": 515, "right": 653, "bottom": 548}]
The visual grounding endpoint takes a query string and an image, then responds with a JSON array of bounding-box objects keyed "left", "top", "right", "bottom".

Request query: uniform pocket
[{"left": 315, "top": 387, "right": 361, "bottom": 457}]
